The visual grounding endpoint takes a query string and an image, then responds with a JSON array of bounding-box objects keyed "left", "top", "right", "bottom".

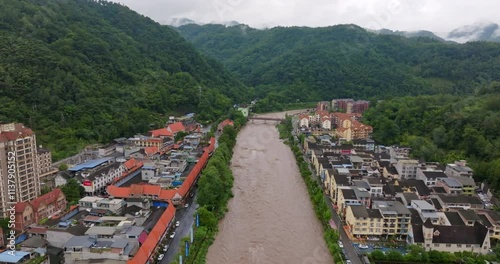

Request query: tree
[
  {"left": 197, "top": 206, "right": 218, "bottom": 230},
  {"left": 58, "top": 163, "right": 68, "bottom": 171},
  {"left": 61, "top": 179, "right": 85, "bottom": 205},
  {"left": 370, "top": 250, "right": 385, "bottom": 261}
]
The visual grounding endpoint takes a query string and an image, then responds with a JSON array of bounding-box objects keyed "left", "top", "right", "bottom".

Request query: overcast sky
[{"left": 115, "top": 0, "right": 499, "bottom": 33}]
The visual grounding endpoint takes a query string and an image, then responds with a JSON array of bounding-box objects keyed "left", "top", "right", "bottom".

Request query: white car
[
  {"left": 158, "top": 254, "right": 164, "bottom": 260},
  {"left": 170, "top": 232, "right": 176, "bottom": 238},
  {"left": 175, "top": 221, "right": 180, "bottom": 227},
  {"left": 338, "top": 241, "right": 344, "bottom": 248},
  {"left": 163, "top": 245, "right": 168, "bottom": 251},
  {"left": 346, "top": 260, "right": 351, "bottom": 264},
  {"left": 184, "top": 203, "right": 189, "bottom": 208}
]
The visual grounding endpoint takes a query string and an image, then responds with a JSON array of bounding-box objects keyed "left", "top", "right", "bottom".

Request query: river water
[{"left": 206, "top": 110, "right": 333, "bottom": 264}]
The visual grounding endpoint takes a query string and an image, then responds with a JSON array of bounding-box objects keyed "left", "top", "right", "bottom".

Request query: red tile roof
[
  {"left": 0, "top": 123, "right": 34, "bottom": 143},
  {"left": 167, "top": 122, "right": 185, "bottom": 134},
  {"left": 14, "top": 202, "right": 31, "bottom": 213},
  {"left": 149, "top": 128, "right": 173, "bottom": 138},
  {"left": 107, "top": 137, "right": 216, "bottom": 202},
  {"left": 123, "top": 159, "right": 137, "bottom": 170},
  {"left": 299, "top": 114, "right": 309, "bottom": 119},
  {"left": 128, "top": 205, "right": 176, "bottom": 264},
  {"left": 17, "top": 189, "right": 64, "bottom": 213},
  {"left": 144, "top": 147, "right": 159, "bottom": 156}
]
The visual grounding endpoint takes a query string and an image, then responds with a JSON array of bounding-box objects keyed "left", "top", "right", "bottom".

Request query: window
[
  {"left": 466, "top": 245, "right": 471, "bottom": 248},
  {"left": 434, "top": 244, "right": 439, "bottom": 247},
  {"left": 446, "top": 244, "right": 451, "bottom": 247},
  {"left": 457, "top": 244, "right": 462, "bottom": 248}
]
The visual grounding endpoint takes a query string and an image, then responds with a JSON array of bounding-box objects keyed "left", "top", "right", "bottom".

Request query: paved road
[{"left": 161, "top": 193, "right": 198, "bottom": 264}]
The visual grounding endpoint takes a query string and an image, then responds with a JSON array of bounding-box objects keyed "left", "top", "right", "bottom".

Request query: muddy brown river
[{"left": 206, "top": 110, "right": 333, "bottom": 264}]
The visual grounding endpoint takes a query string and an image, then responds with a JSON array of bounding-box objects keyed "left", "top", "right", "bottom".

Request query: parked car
[
  {"left": 163, "top": 245, "right": 168, "bottom": 251},
  {"left": 346, "top": 260, "right": 352, "bottom": 264},
  {"left": 184, "top": 203, "right": 189, "bottom": 208},
  {"left": 338, "top": 241, "right": 344, "bottom": 248},
  {"left": 170, "top": 232, "right": 176, "bottom": 238},
  {"left": 175, "top": 221, "right": 180, "bottom": 227},
  {"left": 158, "top": 254, "right": 164, "bottom": 260}
]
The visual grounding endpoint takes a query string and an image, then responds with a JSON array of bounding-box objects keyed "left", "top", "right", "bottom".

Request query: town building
[
  {"left": 445, "top": 160, "right": 474, "bottom": 178},
  {"left": 78, "top": 197, "right": 126, "bottom": 215},
  {"left": 217, "top": 119, "right": 234, "bottom": 133},
  {"left": 409, "top": 219, "right": 490, "bottom": 254},
  {"left": 372, "top": 200, "right": 411, "bottom": 238},
  {"left": 345, "top": 205, "right": 383, "bottom": 238},
  {"left": 395, "top": 159, "right": 419, "bottom": 179},
  {"left": 14, "top": 188, "right": 67, "bottom": 231},
  {"left": 0, "top": 123, "right": 41, "bottom": 218},
  {"left": 36, "top": 147, "right": 58, "bottom": 185},
  {"left": 69, "top": 158, "right": 125, "bottom": 196}
]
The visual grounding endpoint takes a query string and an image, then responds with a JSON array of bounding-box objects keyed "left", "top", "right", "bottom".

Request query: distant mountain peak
[
  {"left": 374, "top": 28, "right": 445, "bottom": 42},
  {"left": 167, "top": 17, "right": 197, "bottom": 27},
  {"left": 447, "top": 22, "right": 500, "bottom": 43}
]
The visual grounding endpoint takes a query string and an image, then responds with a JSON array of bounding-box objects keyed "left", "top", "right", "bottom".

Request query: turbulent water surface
[{"left": 206, "top": 110, "right": 333, "bottom": 264}]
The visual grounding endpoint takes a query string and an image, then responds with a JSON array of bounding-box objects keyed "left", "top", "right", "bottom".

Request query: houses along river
[{"left": 206, "top": 111, "right": 333, "bottom": 264}]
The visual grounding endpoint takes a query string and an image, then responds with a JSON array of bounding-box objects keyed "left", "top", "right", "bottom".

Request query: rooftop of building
[
  {"left": 444, "top": 211, "right": 465, "bottom": 226},
  {"left": 69, "top": 157, "right": 114, "bottom": 172},
  {"left": 436, "top": 194, "right": 483, "bottom": 205},
  {"left": 373, "top": 200, "right": 410, "bottom": 215},
  {"left": 412, "top": 200, "right": 436, "bottom": 211},
  {"left": 421, "top": 170, "right": 448, "bottom": 179},
  {"left": 439, "top": 178, "right": 463, "bottom": 188}
]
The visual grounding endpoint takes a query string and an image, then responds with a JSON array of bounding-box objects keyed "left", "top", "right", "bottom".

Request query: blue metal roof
[
  {"left": 69, "top": 157, "right": 113, "bottom": 172},
  {"left": 0, "top": 251, "right": 30, "bottom": 263}
]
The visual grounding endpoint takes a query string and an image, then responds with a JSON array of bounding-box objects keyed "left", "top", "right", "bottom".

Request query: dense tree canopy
[
  {"left": 363, "top": 83, "right": 500, "bottom": 191},
  {"left": 0, "top": 0, "right": 249, "bottom": 160},
  {"left": 177, "top": 24, "right": 500, "bottom": 105}
]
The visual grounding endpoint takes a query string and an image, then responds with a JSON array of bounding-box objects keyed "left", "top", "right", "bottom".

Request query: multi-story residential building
[
  {"left": 14, "top": 188, "right": 67, "bottom": 231},
  {"left": 477, "top": 210, "right": 500, "bottom": 239},
  {"left": 364, "top": 177, "right": 384, "bottom": 197},
  {"left": 63, "top": 236, "right": 136, "bottom": 263},
  {"left": 409, "top": 219, "right": 490, "bottom": 254},
  {"left": 436, "top": 178, "right": 463, "bottom": 195},
  {"left": 317, "top": 101, "right": 330, "bottom": 111},
  {"left": 345, "top": 205, "right": 383, "bottom": 238},
  {"left": 336, "top": 187, "right": 371, "bottom": 217},
  {"left": 445, "top": 160, "right": 474, "bottom": 178},
  {"left": 36, "top": 147, "right": 58, "bottom": 184},
  {"left": 335, "top": 118, "right": 373, "bottom": 141},
  {"left": 74, "top": 161, "right": 125, "bottom": 196},
  {"left": 299, "top": 114, "right": 309, "bottom": 127},
  {"left": 0, "top": 123, "right": 41, "bottom": 218},
  {"left": 321, "top": 116, "right": 332, "bottom": 130},
  {"left": 78, "top": 197, "right": 126, "bottom": 215},
  {"left": 453, "top": 176, "right": 476, "bottom": 196},
  {"left": 352, "top": 139, "right": 375, "bottom": 151},
  {"left": 395, "top": 159, "right": 419, "bottom": 179},
  {"left": 411, "top": 200, "right": 441, "bottom": 224},
  {"left": 331, "top": 99, "right": 369, "bottom": 114},
  {"left": 389, "top": 146, "right": 411, "bottom": 163},
  {"left": 416, "top": 168, "right": 448, "bottom": 187},
  {"left": 372, "top": 200, "right": 411, "bottom": 238},
  {"left": 325, "top": 169, "right": 350, "bottom": 203},
  {"left": 432, "top": 194, "right": 484, "bottom": 211}
]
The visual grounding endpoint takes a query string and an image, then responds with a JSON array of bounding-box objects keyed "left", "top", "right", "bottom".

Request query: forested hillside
[
  {"left": 363, "top": 82, "right": 500, "bottom": 191},
  {"left": 177, "top": 24, "right": 500, "bottom": 104},
  {"left": 0, "top": 0, "right": 249, "bottom": 160}
]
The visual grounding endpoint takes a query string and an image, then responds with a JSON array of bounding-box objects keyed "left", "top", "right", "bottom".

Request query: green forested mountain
[
  {"left": 363, "top": 82, "right": 500, "bottom": 191},
  {"left": 0, "top": 0, "right": 249, "bottom": 160},
  {"left": 177, "top": 24, "right": 500, "bottom": 103}
]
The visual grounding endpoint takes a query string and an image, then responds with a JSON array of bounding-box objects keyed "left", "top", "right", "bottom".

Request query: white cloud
[{"left": 114, "top": 0, "right": 500, "bottom": 32}]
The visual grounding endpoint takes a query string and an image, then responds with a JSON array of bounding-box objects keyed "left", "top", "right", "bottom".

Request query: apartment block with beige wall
[
  {"left": 325, "top": 169, "right": 350, "bottom": 203},
  {"left": 336, "top": 187, "right": 371, "bottom": 218},
  {"left": 345, "top": 205, "right": 383, "bottom": 238},
  {"left": 372, "top": 200, "right": 411, "bottom": 238},
  {"left": 0, "top": 123, "right": 41, "bottom": 218}
]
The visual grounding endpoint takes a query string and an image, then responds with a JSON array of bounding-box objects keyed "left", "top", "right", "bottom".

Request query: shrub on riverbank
[
  {"left": 277, "top": 119, "right": 342, "bottom": 262},
  {"left": 172, "top": 111, "right": 246, "bottom": 264}
]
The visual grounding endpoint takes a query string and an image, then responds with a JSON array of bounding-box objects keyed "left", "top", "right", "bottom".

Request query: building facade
[{"left": 0, "top": 123, "right": 41, "bottom": 218}]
